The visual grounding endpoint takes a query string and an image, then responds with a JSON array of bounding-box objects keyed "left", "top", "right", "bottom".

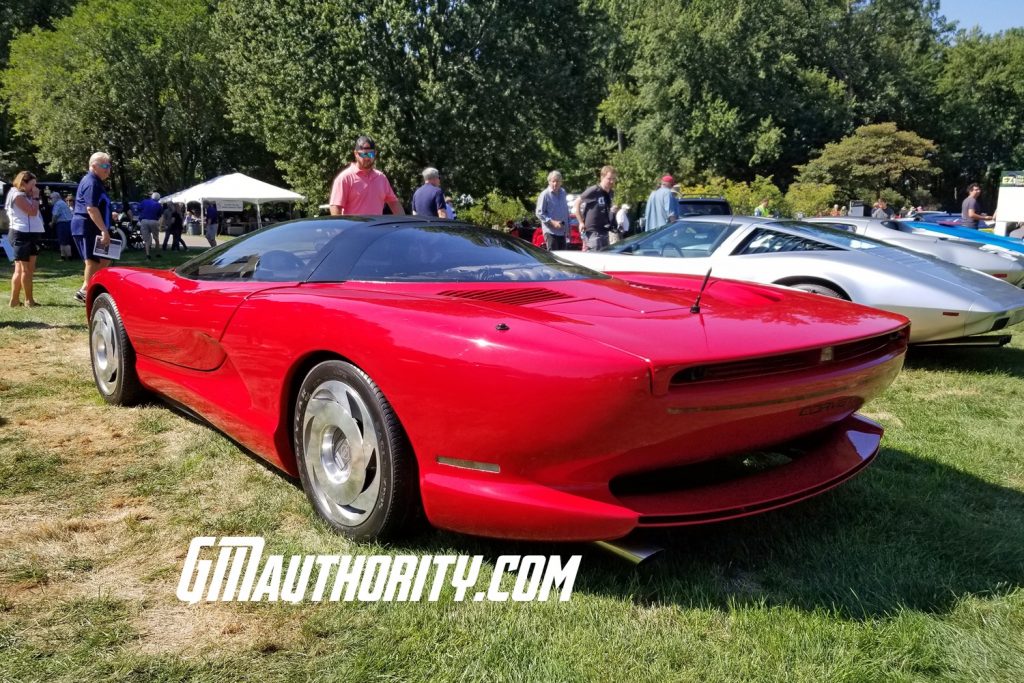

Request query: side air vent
[{"left": 438, "top": 288, "right": 572, "bottom": 306}]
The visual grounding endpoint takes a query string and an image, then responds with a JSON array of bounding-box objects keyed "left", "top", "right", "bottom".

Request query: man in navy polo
[
  {"left": 411, "top": 167, "right": 447, "bottom": 218},
  {"left": 71, "top": 151, "right": 114, "bottom": 303},
  {"left": 138, "top": 192, "right": 163, "bottom": 259}
]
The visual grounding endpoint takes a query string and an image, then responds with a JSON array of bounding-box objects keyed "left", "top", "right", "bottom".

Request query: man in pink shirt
[{"left": 329, "top": 135, "right": 405, "bottom": 216}]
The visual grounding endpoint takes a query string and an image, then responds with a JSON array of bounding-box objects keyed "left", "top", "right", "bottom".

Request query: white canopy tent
[{"left": 160, "top": 172, "right": 305, "bottom": 231}]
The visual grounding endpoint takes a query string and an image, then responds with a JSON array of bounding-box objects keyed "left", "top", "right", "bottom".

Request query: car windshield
[
  {"left": 176, "top": 220, "right": 351, "bottom": 281},
  {"left": 604, "top": 219, "right": 735, "bottom": 258},
  {"left": 339, "top": 225, "right": 601, "bottom": 282}
]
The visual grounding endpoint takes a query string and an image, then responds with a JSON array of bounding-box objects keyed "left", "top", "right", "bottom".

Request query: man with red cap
[{"left": 644, "top": 174, "right": 679, "bottom": 231}]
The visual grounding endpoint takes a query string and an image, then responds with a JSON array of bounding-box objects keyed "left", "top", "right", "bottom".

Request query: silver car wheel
[
  {"left": 91, "top": 307, "right": 120, "bottom": 395},
  {"left": 301, "top": 379, "right": 381, "bottom": 527}
]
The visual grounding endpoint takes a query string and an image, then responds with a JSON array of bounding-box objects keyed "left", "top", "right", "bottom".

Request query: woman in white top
[{"left": 4, "top": 170, "right": 45, "bottom": 307}]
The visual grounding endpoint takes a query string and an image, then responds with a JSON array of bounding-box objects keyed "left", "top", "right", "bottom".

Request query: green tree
[
  {"left": 214, "top": 0, "right": 603, "bottom": 206},
  {"left": 2, "top": 0, "right": 255, "bottom": 194},
  {"left": 796, "top": 122, "right": 939, "bottom": 205},
  {"left": 785, "top": 181, "right": 839, "bottom": 217},
  {"left": 0, "top": 0, "right": 77, "bottom": 178},
  {"left": 935, "top": 28, "right": 1024, "bottom": 195}
]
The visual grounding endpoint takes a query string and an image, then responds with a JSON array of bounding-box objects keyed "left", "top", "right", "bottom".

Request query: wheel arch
[
  {"left": 772, "top": 276, "right": 851, "bottom": 300},
  {"left": 278, "top": 350, "right": 415, "bottom": 475}
]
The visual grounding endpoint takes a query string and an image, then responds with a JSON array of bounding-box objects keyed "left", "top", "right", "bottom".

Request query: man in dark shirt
[
  {"left": 961, "top": 183, "right": 991, "bottom": 229},
  {"left": 70, "top": 152, "right": 114, "bottom": 303},
  {"left": 411, "top": 167, "right": 447, "bottom": 218},
  {"left": 572, "top": 165, "right": 618, "bottom": 251}
]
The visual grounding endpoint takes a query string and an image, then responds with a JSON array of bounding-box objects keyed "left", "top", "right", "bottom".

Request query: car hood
[{"left": 368, "top": 276, "right": 909, "bottom": 366}]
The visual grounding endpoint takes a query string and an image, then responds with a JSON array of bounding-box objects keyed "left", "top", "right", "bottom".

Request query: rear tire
[
  {"left": 89, "top": 293, "right": 145, "bottom": 405},
  {"left": 790, "top": 282, "right": 845, "bottom": 299},
  {"left": 293, "top": 360, "right": 421, "bottom": 541}
]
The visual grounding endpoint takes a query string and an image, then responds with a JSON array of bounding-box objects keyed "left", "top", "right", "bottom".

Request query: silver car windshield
[{"left": 605, "top": 219, "right": 736, "bottom": 258}]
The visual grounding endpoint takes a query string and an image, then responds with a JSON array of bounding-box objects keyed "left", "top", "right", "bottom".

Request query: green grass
[{"left": 2, "top": 249, "right": 1024, "bottom": 681}]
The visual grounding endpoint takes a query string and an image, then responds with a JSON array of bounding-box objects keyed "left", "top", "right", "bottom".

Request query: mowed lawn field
[{"left": 2, "top": 248, "right": 1023, "bottom": 682}]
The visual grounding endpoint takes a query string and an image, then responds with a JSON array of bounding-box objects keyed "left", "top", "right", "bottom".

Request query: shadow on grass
[
  {"left": 905, "top": 343, "right": 1024, "bottom": 377},
  {"left": 0, "top": 320, "right": 87, "bottom": 331},
  {"left": 392, "top": 447, "right": 1024, "bottom": 620},
  {"left": 148, "top": 398, "right": 1024, "bottom": 619}
]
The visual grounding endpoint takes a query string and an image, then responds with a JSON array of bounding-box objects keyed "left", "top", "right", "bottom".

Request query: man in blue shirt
[
  {"left": 535, "top": 170, "right": 570, "bottom": 250},
  {"left": 138, "top": 192, "right": 163, "bottom": 259},
  {"left": 411, "top": 167, "right": 447, "bottom": 218},
  {"left": 204, "top": 202, "right": 219, "bottom": 247},
  {"left": 644, "top": 175, "right": 678, "bottom": 231},
  {"left": 71, "top": 152, "right": 114, "bottom": 303}
]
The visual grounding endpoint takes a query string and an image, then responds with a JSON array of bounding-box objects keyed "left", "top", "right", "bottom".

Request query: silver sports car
[
  {"left": 804, "top": 216, "right": 1024, "bottom": 286},
  {"left": 556, "top": 216, "right": 1024, "bottom": 344}
]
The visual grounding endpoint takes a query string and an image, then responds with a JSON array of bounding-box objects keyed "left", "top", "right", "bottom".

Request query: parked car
[
  {"left": 88, "top": 216, "right": 909, "bottom": 543},
  {"left": 897, "top": 219, "right": 1024, "bottom": 257},
  {"left": 804, "top": 216, "right": 1024, "bottom": 285},
  {"left": 911, "top": 211, "right": 994, "bottom": 229},
  {"left": 556, "top": 215, "right": 1024, "bottom": 345},
  {"left": 676, "top": 195, "right": 732, "bottom": 216}
]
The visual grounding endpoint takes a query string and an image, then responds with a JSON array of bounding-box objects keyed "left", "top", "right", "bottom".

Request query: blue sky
[{"left": 939, "top": 0, "right": 1024, "bottom": 34}]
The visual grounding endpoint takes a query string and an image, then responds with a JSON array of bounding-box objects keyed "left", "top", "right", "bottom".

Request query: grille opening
[
  {"left": 671, "top": 329, "right": 907, "bottom": 385},
  {"left": 438, "top": 288, "right": 572, "bottom": 306},
  {"left": 610, "top": 446, "right": 806, "bottom": 498},
  {"left": 992, "top": 317, "right": 1010, "bottom": 332}
]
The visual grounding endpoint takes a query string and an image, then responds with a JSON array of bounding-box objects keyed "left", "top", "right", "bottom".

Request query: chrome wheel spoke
[
  {"left": 301, "top": 378, "right": 382, "bottom": 527},
  {"left": 91, "top": 308, "right": 120, "bottom": 394}
]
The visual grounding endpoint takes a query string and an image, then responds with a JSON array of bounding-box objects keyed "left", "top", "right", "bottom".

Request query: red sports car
[{"left": 86, "top": 217, "right": 909, "bottom": 542}]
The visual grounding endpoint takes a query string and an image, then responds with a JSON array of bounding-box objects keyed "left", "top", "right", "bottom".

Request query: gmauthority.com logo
[{"left": 177, "top": 537, "right": 582, "bottom": 604}]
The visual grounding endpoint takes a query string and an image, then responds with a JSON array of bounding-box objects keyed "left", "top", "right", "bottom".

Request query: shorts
[
  {"left": 73, "top": 230, "right": 107, "bottom": 262},
  {"left": 10, "top": 230, "right": 41, "bottom": 261},
  {"left": 140, "top": 219, "right": 159, "bottom": 243}
]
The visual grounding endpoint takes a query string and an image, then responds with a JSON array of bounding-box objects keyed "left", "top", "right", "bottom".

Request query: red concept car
[{"left": 86, "top": 217, "right": 910, "bottom": 542}]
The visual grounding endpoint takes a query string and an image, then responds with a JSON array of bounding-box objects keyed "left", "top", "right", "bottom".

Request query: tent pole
[{"left": 257, "top": 202, "right": 262, "bottom": 230}]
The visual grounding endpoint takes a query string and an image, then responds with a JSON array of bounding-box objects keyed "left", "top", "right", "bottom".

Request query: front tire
[
  {"left": 790, "top": 282, "right": 845, "bottom": 299},
  {"left": 293, "top": 361, "right": 420, "bottom": 541},
  {"left": 89, "top": 293, "right": 145, "bottom": 405}
]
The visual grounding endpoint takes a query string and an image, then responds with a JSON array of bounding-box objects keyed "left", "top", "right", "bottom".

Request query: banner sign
[
  {"left": 216, "top": 200, "right": 244, "bottom": 212},
  {"left": 995, "top": 171, "right": 1024, "bottom": 223}
]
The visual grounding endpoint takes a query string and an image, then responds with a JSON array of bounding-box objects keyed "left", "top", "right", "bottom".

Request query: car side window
[
  {"left": 176, "top": 220, "right": 346, "bottom": 282},
  {"left": 733, "top": 228, "right": 840, "bottom": 255}
]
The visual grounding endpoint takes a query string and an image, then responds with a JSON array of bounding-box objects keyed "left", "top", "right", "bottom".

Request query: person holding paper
[{"left": 70, "top": 152, "right": 114, "bottom": 304}]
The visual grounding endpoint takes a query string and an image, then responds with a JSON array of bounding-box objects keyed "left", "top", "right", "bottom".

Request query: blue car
[{"left": 898, "top": 220, "right": 1024, "bottom": 256}]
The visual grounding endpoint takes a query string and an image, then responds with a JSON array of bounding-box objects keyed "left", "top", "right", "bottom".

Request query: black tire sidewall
[{"left": 89, "top": 293, "right": 142, "bottom": 405}]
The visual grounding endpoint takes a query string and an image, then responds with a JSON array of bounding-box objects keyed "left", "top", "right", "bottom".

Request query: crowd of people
[{"left": 2, "top": 133, "right": 1001, "bottom": 307}]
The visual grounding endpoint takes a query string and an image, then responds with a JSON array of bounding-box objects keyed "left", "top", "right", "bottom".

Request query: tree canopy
[
  {"left": 797, "top": 122, "right": 939, "bottom": 205},
  {"left": 0, "top": 0, "right": 1018, "bottom": 214},
  {"left": 214, "top": 0, "right": 604, "bottom": 204}
]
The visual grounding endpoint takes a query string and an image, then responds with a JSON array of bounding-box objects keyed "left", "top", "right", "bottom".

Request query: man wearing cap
[
  {"left": 411, "top": 167, "right": 447, "bottom": 218},
  {"left": 138, "top": 192, "right": 163, "bottom": 259},
  {"left": 329, "top": 135, "right": 404, "bottom": 216},
  {"left": 644, "top": 175, "right": 679, "bottom": 231}
]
